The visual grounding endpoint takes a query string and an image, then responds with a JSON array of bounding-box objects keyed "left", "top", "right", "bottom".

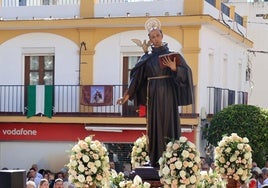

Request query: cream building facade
[{"left": 0, "top": 0, "right": 253, "bottom": 171}]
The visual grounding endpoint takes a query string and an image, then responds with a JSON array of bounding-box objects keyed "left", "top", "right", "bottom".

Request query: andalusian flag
[{"left": 27, "top": 85, "right": 53, "bottom": 118}]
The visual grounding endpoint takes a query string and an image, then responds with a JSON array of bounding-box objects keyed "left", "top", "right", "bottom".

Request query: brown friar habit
[{"left": 127, "top": 43, "right": 194, "bottom": 167}]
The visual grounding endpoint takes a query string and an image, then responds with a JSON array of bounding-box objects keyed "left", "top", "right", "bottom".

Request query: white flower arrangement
[
  {"left": 214, "top": 133, "right": 252, "bottom": 183},
  {"left": 67, "top": 135, "right": 110, "bottom": 188},
  {"left": 197, "top": 171, "right": 226, "bottom": 188},
  {"left": 131, "top": 135, "right": 150, "bottom": 169},
  {"left": 110, "top": 170, "right": 125, "bottom": 188},
  {"left": 110, "top": 170, "right": 150, "bottom": 188},
  {"left": 158, "top": 136, "right": 201, "bottom": 188},
  {"left": 118, "top": 175, "right": 151, "bottom": 188}
]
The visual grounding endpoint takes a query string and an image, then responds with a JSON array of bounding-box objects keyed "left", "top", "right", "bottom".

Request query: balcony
[
  {"left": 206, "top": 86, "right": 248, "bottom": 116},
  {"left": 0, "top": 85, "right": 196, "bottom": 119}
]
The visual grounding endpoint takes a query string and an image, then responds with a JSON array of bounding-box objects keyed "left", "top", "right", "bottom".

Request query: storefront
[{"left": 0, "top": 123, "right": 195, "bottom": 172}]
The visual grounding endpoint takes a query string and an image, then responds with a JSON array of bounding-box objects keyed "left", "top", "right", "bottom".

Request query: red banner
[{"left": 0, "top": 123, "right": 195, "bottom": 143}]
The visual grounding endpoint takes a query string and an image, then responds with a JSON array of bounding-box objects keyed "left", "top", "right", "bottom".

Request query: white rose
[
  {"left": 95, "top": 160, "right": 101, "bottom": 167},
  {"left": 230, "top": 155, "right": 237, "bottom": 162},
  {"left": 220, "top": 167, "right": 226, "bottom": 174},
  {"left": 78, "top": 164, "right": 85, "bottom": 172},
  {"left": 179, "top": 137, "right": 187, "bottom": 143},
  {"left": 69, "top": 169, "right": 77, "bottom": 176},
  {"left": 87, "top": 162, "right": 94, "bottom": 168},
  {"left": 175, "top": 161, "right": 182, "bottom": 169},
  {"left": 141, "top": 151, "right": 147, "bottom": 157},
  {"left": 137, "top": 148, "right": 142, "bottom": 153},
  {"left": 188, "top": 161, "right": 193, "bottom": 167},
  {"left": 167, "top": 141, "right": 173, "bottom": 148},
  {"left": 86, "top": 175, "right": 92, "bottom": 182},
  {"left": 225, "top": 147, "right": 231, "bottom": 153},
  {"left": 119, "top": 181, "right": 126, "bottom": 187},
  {"left": 84, "top": 136, "right": 92, "bottom": 143},
  {"left": 144, "top": 182, "right": 151, "bottom": 188},
  {"left": 194, "top": 156, "right": 201, "bottom": 163},
  {"left": 189, "top": 175, "right": 197, "bottom": 184},
  {"left": 71, "top": 160, "right": 78, "bottom": 167},
  {"left": 72, "top": 144, "right": 81, "bottom": 153},
  {"left": 172, "top": 143, "right": 180, "bottom": 150},
  {"left": 181, "top": 150, "right": 189, "bottom": 158},
  {"left": 179, "top": 170, "right": 186, "bottom": 178},
  {"left": 68, "top": 175, "right": 74, "bottom": 182},
  {"left": 165, "top": 152, "right": 172, "bottom": 158},
  {"left": 82, "top": 155, "right": 90, "bottom": 163},
  {"left": 219, "top": 157, "right": 226, "bottom": 163},
  {"left": 237, "top": 168, "right": 244, "bottom": 175},
  {"left": 244, "top": 152, "right": 251, "bottom": 159},
  {"left": 70, "top": 154, "right": 76, "bottom": 160},
  {"left": 162, "top": 165, "right": 170, "bottom": 175},
  {"left": 91, "top": 166, "right": 97, "bottom": 174},
  {"left": 165, "top": 178, "right": 172, "bottom": 185},
  {"left": 77, "top": 174, "right": 85, "bottom": 183},
  {"left": 133, "top": 175, "right": 142, "bottom": 185},
  {"left": 188, "top": 141, "right": 195, "bottom": 149},
  {"left": 74, "top": 182, "right": 83, "bottom": 188},
  {"left": 241, "top": 175, "right": 248, "bottom": 181},
  {"left": 90, "top": 143, "right": 97, "bottom": 150},
  {"left": 158, "top": 157, "right": 163, "bottom": 165},
  {"left": 237, "top": 143, "right": 244, "bottom": 150},
  {"left": 78, "top": 140, "right": 88, "bottom": 149},
  {"left": 242, "top": 137, "right": 249, "bottom": 143}
]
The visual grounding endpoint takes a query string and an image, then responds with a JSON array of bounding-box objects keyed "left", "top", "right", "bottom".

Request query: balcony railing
[
  {"left": 0, "top": 85, "right": 196, "bottom": 118},
  {"left": 207, "top": 87, "right": 248, "bottom": 115}
]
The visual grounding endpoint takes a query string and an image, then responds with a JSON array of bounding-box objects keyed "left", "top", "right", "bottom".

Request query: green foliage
[{"left": 205, "top": 104, "right": 268, "bottom": 167}]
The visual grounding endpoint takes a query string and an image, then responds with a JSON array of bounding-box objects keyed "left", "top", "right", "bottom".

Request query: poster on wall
[{"left": 81, "top": 85, "right": 113, "bottom": 106}]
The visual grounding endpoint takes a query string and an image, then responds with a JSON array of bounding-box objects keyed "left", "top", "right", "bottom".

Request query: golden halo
[{"left": 144, "top": 18, "right": 161, "bottom": 33}]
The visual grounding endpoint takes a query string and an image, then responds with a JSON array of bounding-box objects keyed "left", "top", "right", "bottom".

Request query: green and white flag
[{"left": 27, "top": 85, "right": 53, "bottom": 118}]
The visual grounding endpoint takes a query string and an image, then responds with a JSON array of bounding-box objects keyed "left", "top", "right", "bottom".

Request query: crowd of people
[
  {"left": 24, "top": 164, "right": 74, "bottom": 188},
  {"left": 248, "top": 161, "right": 268, "bottom": 188},
  {"left": 3, "top": 158, "right": 268, "bottom": 187}
]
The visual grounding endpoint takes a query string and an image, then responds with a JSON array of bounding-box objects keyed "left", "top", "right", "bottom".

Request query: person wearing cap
[
  {"left": 264, "top": 167, "right": 268, "bottom": 182},
  {"left": 53, "top": 178, "right": 63, "bottom": 188},
  {"left": 249, "top": 167, "right": 262, "bottom": 188},
  {"left": 117, "top": 18, "right": 194, "bottom": 168}
]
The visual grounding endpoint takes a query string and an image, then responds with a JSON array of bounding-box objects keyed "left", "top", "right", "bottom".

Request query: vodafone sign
[
  {"left": 0, "top": 123, "right": 147, "bottom": 142},
  {"left": 2, "top": 128, "right": 37, "bottom": 136},
  {"left": 0, "top": 123, "right": 194, "bottom": 143}
]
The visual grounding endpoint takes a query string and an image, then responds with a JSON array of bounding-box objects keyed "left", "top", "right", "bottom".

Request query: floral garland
[
  {"left": 197, "top": 171, "right": 226, "bottom": 188},
  {"left": 67, "top": 135, "right": 110, "bottom": 188},
  {"left": 158, "top": 136, "right": 201, "bottom": 188},
  {"left": 214, "top": 133, "right": 252, "bottom": 183},
  {"left": 131, "top": 135, "right": 150, "bottom": 169}
]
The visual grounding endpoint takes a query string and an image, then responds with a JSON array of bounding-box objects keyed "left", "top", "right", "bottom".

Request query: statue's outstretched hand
[
  {"left": 116, "top": 94, "right": 129, "bottom": 105},
  {"left": 131, "top": 39, "right": 151, "bottom": 53}
]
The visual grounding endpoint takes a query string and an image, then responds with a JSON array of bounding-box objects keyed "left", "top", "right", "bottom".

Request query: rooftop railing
[{"left": 1, "top": 0, "right": 80, "bottom": 7}]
